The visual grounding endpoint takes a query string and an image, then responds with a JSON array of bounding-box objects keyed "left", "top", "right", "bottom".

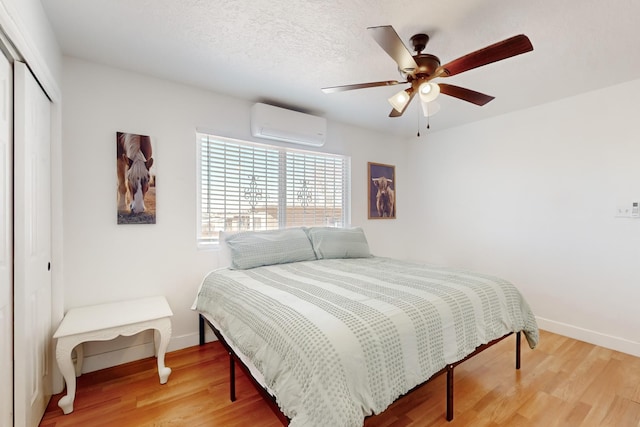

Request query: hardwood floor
[{"left": 40, "top": 330, "right": 640, "bottom": 427}]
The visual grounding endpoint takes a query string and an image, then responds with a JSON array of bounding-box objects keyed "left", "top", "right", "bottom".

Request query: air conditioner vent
[{"left": 250, "top": 103, "right": 326, "bottom": 147}]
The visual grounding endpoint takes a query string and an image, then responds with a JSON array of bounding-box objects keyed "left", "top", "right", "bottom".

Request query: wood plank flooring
[{"left": 40, "top": 330, "right": 640, "bottom": 426}]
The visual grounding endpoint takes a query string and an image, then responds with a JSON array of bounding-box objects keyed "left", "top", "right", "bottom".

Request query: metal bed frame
[{"left": 199, "top": 313, "right": 522, "bottom": 424}]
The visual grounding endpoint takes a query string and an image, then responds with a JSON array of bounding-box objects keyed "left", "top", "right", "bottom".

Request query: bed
[{"left": 193, "top": 227, "right": 539, "bottom": 427}]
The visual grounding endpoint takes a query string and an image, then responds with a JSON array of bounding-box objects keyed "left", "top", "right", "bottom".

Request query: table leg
[
  {"left": 154, "top": 318, "right": 172, "bottom": 384},
  {"left": 74, "top": 343, "right": 84, "bottom": 377},
  {"left": 56, "top": 337, "right": 79, "bottom": 414},
  {"left": 153, "top": 329, "right": 160, "bottom": 357}
]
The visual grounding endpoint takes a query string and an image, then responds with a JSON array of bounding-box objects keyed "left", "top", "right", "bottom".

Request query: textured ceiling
[{"left": 41, "top": 0, "right": 640, "bottom": 138}]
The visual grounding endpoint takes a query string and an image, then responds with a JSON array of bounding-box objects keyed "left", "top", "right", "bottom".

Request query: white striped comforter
[{"left": 195, "top": 257, "right": 539, "bottom": 427}]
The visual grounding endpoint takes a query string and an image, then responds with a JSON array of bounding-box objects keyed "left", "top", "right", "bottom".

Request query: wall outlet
[
  {"left": 616, "top": 202, "right": 640, "bottom": 218},
  {"left": 615, "top": 206, "right": 630, "bottom": 217}
]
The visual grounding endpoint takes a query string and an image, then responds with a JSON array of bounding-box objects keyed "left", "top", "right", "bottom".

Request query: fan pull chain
[
  {"left": 425, "top": 102, "right": 431, "bottom": 130},
  {"left": 417, "top": 104, "right": 421, "bottom": 137}
]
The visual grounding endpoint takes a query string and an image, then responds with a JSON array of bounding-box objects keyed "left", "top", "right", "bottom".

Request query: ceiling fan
[{"left": 322, "top": 25, "right": 533, "bottom": 117}]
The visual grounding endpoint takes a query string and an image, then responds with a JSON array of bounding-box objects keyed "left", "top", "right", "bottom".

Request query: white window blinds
[{"left": 197, "top": 133, "right": 350, "bottom": 246}]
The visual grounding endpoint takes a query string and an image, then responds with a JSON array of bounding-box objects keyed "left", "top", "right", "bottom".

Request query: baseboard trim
[{"left": 536, "top": 316, "right": 640, "bottom": 357}]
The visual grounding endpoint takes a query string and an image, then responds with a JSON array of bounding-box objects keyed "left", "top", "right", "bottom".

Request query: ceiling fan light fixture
[
  {"left": 388, "top": 88, "right": 413, "bottom": 112},
  {"left": 421, "top": 100, "right": 441, "bottom": 117},
  {"left": 323, "top": 27, "right": 534, "bottom": 118},
  {"left": 419, "top": 82, "right": 440, "bottom": 103}
]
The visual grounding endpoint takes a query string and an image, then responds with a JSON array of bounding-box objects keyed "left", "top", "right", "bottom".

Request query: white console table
[{"left": 53, "top": 296, "right": 173, "bottom": 414}]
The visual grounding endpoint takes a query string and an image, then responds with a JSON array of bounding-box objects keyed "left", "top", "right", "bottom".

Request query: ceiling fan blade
[
  {"left": 439, "top": 83, "right": 495, "bottom": 106},
  {"left": 322, "top": 80, "right": 405, "bottom": 94},
  {"left": 367, "top": 25, "right": 419, "bottom": 74},
  {"left": 438, "top": 34, "right": 533, "bottom": 77},
  {"left": 389, "top": 89, "right": 416, "bottom": 117}
]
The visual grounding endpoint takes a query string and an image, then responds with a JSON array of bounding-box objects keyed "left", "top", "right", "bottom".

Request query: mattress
[{"left": 195, "top": 257, "right": 539, "bottom": 427}]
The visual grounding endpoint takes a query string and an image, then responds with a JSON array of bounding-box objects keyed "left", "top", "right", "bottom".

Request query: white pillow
[
  {"left": 224, "top": 228, "right": 317, "bottom": 269},
  {"left": 217, "top": 231, "right": 238, "bottom": 268},
  {"left": 305, "top": 227, "right": 372, "bottom": 259}
]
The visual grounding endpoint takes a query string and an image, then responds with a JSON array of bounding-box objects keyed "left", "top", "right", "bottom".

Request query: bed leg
[
  {"left": 516, "top": 331, "right": 521, "bottom": 370},
  {"left": 446, "top": 365, "right": 454, "bottom": 421},
  {"left": 199, "top": 314, "right": 205, "bottom": 346},
  {"left": 229, "top": 353, "right": 236, "bottom": 402}
]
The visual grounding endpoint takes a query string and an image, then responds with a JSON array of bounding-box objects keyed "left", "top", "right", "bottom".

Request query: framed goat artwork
[
  {"left": 368, "top": 162, "right": 396, "bottom": 219},
  {"left": 116, "top": 131, "right": 156, "bottom": 224}
]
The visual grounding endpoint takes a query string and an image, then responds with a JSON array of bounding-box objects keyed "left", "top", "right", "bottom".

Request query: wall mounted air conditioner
[{"left": 250, "top": 103, "right": 327, "bottom": 147}]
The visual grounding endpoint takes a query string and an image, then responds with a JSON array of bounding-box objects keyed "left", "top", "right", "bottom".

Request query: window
[{"left": 197, "top": 133, "right": 350, "bottom": 246}]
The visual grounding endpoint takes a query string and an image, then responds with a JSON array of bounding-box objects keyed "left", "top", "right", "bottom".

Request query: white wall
[
  {"left": 61, "top": 57, "right": 410, "bottom": 371},
  {"left": 61, "top": 56, "right": 640, "bottom": 371},
  {"left": 405, "top": 79, "right": 640, "bottom": 356}
]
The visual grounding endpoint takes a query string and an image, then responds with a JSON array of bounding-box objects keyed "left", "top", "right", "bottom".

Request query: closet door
[
  {"left": 13, "top": 61, "right": 52, "bottom": 427},
  {"left": 0, "top": 50, "right": 12, "bottom": 427}
]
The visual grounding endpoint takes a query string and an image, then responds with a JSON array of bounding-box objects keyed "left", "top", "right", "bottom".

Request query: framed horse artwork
[{"left": 116, "top": 131, "right": 156, "bottom": 224}]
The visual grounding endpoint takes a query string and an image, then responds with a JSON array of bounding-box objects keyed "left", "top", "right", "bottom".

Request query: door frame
[{"left": 0, "top": 39, "right": 13, "bottom": 427}]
